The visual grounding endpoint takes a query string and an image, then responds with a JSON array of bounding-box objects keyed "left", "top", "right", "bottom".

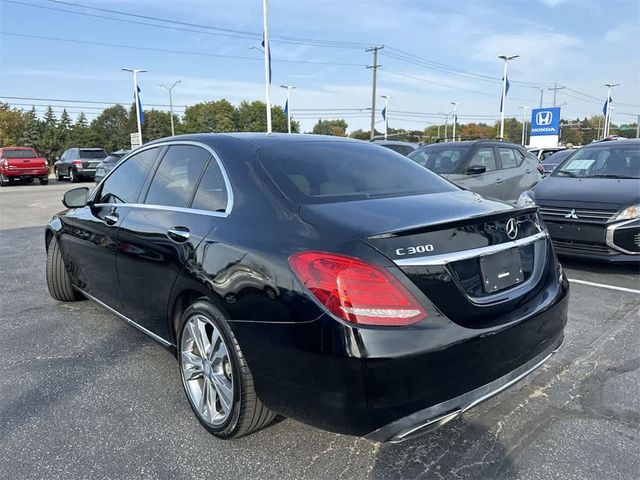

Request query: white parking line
[{"left": 568, "top": 278, "right": 640, "bottom": 295}]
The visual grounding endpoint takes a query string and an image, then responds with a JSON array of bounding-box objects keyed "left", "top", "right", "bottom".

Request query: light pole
[
  {"left": 280, "top": 85, "right": 296, "bottom": 134},
  {"left": 122, "top": 68, "right": 147, "bottom": 145},
  {"left": 444, "top": 113, "right": 449, "bottom": 142},
  {"left": 381, "top": 95, "right": 391, "bottom": 140},
  {"left": 519, "top": 105, "right": 528, "bottom": 145},
  {"left": 451, "top": 102, "right": 458, "bottom": 141},
  {"left": 498, "top": 54, "right": 518, "bottom": 140},
  {"left": 262, "top": 0, "right": 272, "bottom": 133},
  {"left": 603, "top": 83, "right": 620, "bottom": 138},
  {"left": 160, "top": 80, "right": 181, "bottom": 136},
  {"left": 531, "top": 87, "right": 544, "bottom": 108}
]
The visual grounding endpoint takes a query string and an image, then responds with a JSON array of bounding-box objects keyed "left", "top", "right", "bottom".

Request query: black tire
[
  {"left": 69, "top": 169, "right": 79, "bottom": 183},
  {"left": 39, "top": 177, "right": 49, "bottom": 185},
  {"left": 46, "top": 236, "right": 81, "bottom": 302},
  {"left": 178, "top": 299, "right": 277, "bottom": 439},
  {"left": 0, "top": 174, "right": 8, "bottom": 187},
  {"left": 24, "top": 177, "right": 34, "bottom": 184},
  {"left": 55, "top": 168, "right": 63, "bottom": 181}
]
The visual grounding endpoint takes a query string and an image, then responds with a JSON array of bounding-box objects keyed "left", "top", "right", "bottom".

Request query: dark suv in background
[{"left": 54, "top": 147, "right": 107, "bottom": 182}]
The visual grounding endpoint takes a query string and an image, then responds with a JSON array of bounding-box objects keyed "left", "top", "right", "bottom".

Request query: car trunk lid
[{"left": 1, "top": 149, "right": 46, "bottom": 170}]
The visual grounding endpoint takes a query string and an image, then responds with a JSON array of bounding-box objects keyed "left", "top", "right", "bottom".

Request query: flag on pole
[
  {"left": 262, "top": 34, "right": 272, "bottom": 84},
  {"left": 602, "top": 97, "right": 612, "bottom": 116},
  {"left": 381, "top": 106, "right": 386, "bottom": 120},
  {"left": 136, "top": 85, "right": 144, "bottom": 125},
  {"left": 499, "top": 75, "right": 510, "bottom": 112},
  {"left": 284, "top": 99, "right": 289, "bottom": 117}
]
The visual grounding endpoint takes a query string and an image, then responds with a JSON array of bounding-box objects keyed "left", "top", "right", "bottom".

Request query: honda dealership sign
[{"left": 529, "top": 107, "right": 561, "bottom": 147}]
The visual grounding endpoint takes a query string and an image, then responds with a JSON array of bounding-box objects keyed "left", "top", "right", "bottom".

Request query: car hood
[
  {"left": 533, "top": 176, "right": 640, "bottom": 208},
  {"left": 299, "top": 190, "right": 512, "bottom": 237}
]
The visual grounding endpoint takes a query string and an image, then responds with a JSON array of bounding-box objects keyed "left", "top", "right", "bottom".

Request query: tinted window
[
  {"left": 408, "top": 146, "right": 470, "bottom": 174},
  {"left": 145, "top": 145, "right": 210, "bottom": 208},
  {"left": 543, "top": 150, "right": 573, "bottom": 165},
  {"left": 498, "top": 148, "right": 519, "bottom": 169},
  {"left": 553, "top": 144, "right": 640, "bottom": 179},
  {"left": 382, "top": 144, "right": 414, "bottom": 156},
  {"left": 2, "top": 149, "right": 37, "bottom": 158},
  {"left": 261, "top": 141, "right": 456, "bottom": 205},
  {"left": 468, "top": 147, "right": 496, "bottom": 172},
  {"left": 98, "top": 148, "right": 159, "bottom": 204},
  {"left": 79, "top": 149, "right": 107, "bottom": 159},
  {"left": 192, "top": 160, "right": 228, "bottom": 212}
]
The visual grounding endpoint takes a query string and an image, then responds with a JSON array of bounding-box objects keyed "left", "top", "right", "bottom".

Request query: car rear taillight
[
  {"left": 289, "top": 251, "right": 426, "bottom": 326},
  {"left": 73, "top": 159, "right": 83, "bottom": 166}
]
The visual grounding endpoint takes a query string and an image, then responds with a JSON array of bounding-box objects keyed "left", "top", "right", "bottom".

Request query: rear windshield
[
  {"left": 79, "top": 149, "right": 107, "bottom": 159},
  {"left": 382, "top": 144, "right": 415, "bottom": 156},
  {"left": 408, "top": 146, "right": 471, "bottom": 174},
  {"left": 553, "top": 144, "right": 640, "bottom": 179},
  {"left": 259, "top": 141, "right": 457, "bottom": 204},
  {"left": 2, "top": 149, "right": 37, "bottom": 159}
]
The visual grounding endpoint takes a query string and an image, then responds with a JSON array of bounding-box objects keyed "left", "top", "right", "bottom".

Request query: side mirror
[
  {"left": 467, "top": 165, "right": 486, "bottom": 175},
  {"left": 63, "top": 187, "right": 90, "bottom": 208}
]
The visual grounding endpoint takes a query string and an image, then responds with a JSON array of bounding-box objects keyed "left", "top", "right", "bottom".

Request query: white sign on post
[{"left": 130, "top": 132, "right": 142, "bottom": 150}]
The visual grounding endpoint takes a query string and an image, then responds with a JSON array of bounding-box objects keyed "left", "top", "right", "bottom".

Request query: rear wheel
[
  {"left": 69, "top": 169, "right": 79, "bottom": 183},
  {"left": 39, "top": 177, "right": 49, "bottom": 185},
  {"left": 46, "top": 236, "right": 81, "bottom": 302},
  {"left": 178, "top": 300, "right": 276, "bottom": 439}
]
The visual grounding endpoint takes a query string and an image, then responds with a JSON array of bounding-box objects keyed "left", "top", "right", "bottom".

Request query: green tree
[
  {"left": 458, "top": 122, "right": 495, "bottom": 140},
  {"left": 71, "top": 112, "right": 94, "bottom": 146},
  {"left": 559, "top": 118, "right": 584, "bottom": 146},
  {"left": 92, "top": 105, "right": 130, "bottom": 151},
  {"left": 142, "top": 109, "right": 174, "bottom": 142},
  {"left": 235, "top": 101, "right": 293, "bottom": 133},
  {"left": 19, "top": 106, "right": 41, "bottom": 149},
  {"left": 311, "top": 119, "right": 348, "bottom": 136},
  {"left": 349, "top": 129, "right": 371, "bottom": 140},
  {"left": 39, "top": 106, "right": 60, "bottom": 160},
  {"left": 58, "top": 109, "right": 73, "bottom": 151},
  {"left": 0, "top": 103, "right": 24, "bottom": 146},
  {"left": 183, "top": 100, "right": 236, "bottom": 133}
]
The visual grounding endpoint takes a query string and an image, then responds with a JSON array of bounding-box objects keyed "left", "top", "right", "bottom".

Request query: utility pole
[
  {"left": 159, "top": 80, "right": 181, "bottom": 136},
  {"left": 532, "top": 87, "right": 544, "bottom": 108},
  {"left": 519, "top": 105, "right": 528, "bottom": 145},
  {"left": 444, "top": 113, "right": 449, "bottom": 142},
  {"left": 548, "top": 82, "right": 565, "bottom": 107},
  {"left": 122, "top": 68, "right": 146, "bottom": 146},
  {"left": 381, "top": 95, "right": 391, "bottom": 140},
  {"left": 498, "top": 54, "right": 518, "bottom": 140},
  {"left": 636, "top": 115, "right": 639, "bottom": 139},
  {"left": 451, "top": 102, "right": 458, "bottom": 141},
  {"left": 437, "top": 124, "right": 441, "bottom": 139},
  {"left": 262, "top": 0, "right": 272, "bottom": 133},
  {"left": 366, "top": 46, "right": 383, "bottom": 140},
  {"left": 603, "top": 83, "right": 620, "bottom": 138},
  {"left": 280, "top": 85, "right": 295, "bottom": 133}
]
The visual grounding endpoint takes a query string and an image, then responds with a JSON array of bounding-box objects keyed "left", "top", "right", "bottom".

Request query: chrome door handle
[
  {"left": 104, "top": 212, "right": 119, "bottom": 226},
  {"left": 495, "top": 179, "right": 503, "bottom": 184},
  {"left": 168, "top": 227, "right": 191, "bottom": 243}
]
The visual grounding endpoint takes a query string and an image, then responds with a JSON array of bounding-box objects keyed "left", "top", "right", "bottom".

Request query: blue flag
[
  {"left": 136, "top": 85, "right": 144, "bottom": 125},
  {"left": 284, "top": 98, "right": 289, "bottom": 117},
  {"left": 499, "top": 75, "right": 510, "bottom": 112},
  {"left": 602, "top": 97, "right": 612, "bottom": 116},
  {"left": 262, "top": 34, "right": 272, "bottom": 84},
  {"left": 381, "top": 106, "right": 386, "bottom": 121}
]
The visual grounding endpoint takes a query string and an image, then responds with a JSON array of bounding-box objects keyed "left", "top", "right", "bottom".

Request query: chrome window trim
[
  {"left": 394, "top": 231, "right": 548, "bottom": 266},
  {"left": 606, "top": 218, "right": 640, "bottom": 255},
  {"left": 74, "top": 287, "right": 174, "bottom": 347},
  {"left": 91, "top": 202, "right": 228, "bottom": 218},
  {"left": 93, "top": 140, "right": 234, "bottom": 216}
]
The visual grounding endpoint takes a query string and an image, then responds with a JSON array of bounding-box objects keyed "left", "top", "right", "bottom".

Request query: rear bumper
[
  {"left": 76, "top": 168, "right": 96, "bottom": 178},
  {"left": 1, "top": 168, "right": 48, "bottom": 178}
]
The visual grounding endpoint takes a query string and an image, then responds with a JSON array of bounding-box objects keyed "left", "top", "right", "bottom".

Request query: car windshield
[
  {"left": 408, "top": 146, "right": 471, "bottom": 174},
  {"left": 553, "top": 144, "right": 640, "bottom": 179},
  {"left": 2, "top": 149, "right": 37, "bottom": 158},
  {"left": 79, "top": 149, "right": 107, "bottom": 159},
  {"left": 543, "top": 150, "right": 573, "bottom": 165},
  {"left": 260, "top": 141, "right": 457, "bottom": 204}
]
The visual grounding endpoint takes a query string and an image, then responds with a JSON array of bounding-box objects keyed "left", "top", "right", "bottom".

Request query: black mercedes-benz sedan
[
  {"left": 519, "top": 139, "right": 640, "bottom": 263},
  {"left": 45, "top": 133, "right": 568, "bottom": 442}
]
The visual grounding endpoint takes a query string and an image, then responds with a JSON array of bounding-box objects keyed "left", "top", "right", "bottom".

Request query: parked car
[
  {"left": 408, "top": 140, "right": 543, "bottom": 204},
  {"left": 45, "top": 134, "right": 568, "bottom": 442},
  {"left": 518, "top": 139, "right": 640, "bottom": 262},
  {"left": 54, "top": 147, "right": 108, "bottom": 182},
  {"left": 528, "top": 146, "right": 565, "bottom": 161},
  {"left": 541, "top": 149, "right": 575, "bottom": 175},
  {"left": 372, "top": 140, "right": 417, "bottom": 156},
  {"left": 0, "top": 147, "right": 49, "bottom": 186},
  {"left": 94, "top": 150, "right": 130, "bottom": 184}
]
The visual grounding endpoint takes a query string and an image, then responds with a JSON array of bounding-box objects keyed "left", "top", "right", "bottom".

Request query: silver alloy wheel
[
  {"left": 180, "top": 314, "right": 234, "bottom": 426},
  {"left": 69, "top": 169, "right": 75, "bottom": 182}
]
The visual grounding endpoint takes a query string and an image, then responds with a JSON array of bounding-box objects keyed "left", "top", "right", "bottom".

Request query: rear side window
[
  {"left": 260, "top": 141, "right": 456, "bottom": 204},
  {"left": 498, "top": 148, "right": 519, "bottom": 169},
  {"left": 192, "top": 160, "right": 228, "bottom": 212},
  {"left": 2, "top": 149, "right": 37, "bottom": 158},
  {"left": 469, "top": 147, "right": 497, "bottom": 172},
  {"left": 409, "top": 146, "right": 470, "bottom": 174},
  {"left": 79, "top": 149, "right": 107, "bottom": 159},
  {"left": 98, "top": 148, "right": 159, "bottom": 204},
  {"left": 144, "top": 145, "right": 210, "bottom": 208}
]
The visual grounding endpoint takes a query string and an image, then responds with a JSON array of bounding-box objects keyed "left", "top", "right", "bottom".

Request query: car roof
[
  {"left": 371, "top": 140, "right": 417, "bottom": 147},
  {"left": 145, "top": 133, "right": 366, "bottom": 150},
  {"left": 584, "top": 138, "right": 640, "bottom": 148},
  {"left": 419, "top": 140, "right": 522, "bottom": 148}
]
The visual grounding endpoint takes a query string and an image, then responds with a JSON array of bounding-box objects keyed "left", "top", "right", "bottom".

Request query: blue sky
[{"left": 1, "top": 0, "right": 638, "bottom": 132}]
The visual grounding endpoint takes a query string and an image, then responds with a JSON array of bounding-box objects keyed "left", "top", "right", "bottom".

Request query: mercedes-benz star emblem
[{"left": 506, "top": 218, "right": 518, "bottom": 240}]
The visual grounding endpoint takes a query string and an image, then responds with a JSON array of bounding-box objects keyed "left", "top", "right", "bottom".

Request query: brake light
[
  {"left": 289, "top": 251, "right": 426, "bottom": 326},
  {"left": 73, "top": 159, "right": 83, "bottom": 166}
]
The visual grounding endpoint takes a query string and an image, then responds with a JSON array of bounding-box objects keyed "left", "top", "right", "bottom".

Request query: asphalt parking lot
[{"left": 0, "top": 179, "right": 638, "bottom": 480}]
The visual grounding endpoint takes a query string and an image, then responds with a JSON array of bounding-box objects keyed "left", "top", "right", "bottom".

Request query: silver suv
[{"left": 408, "top": 140, "right": 543, "bottom": 204}]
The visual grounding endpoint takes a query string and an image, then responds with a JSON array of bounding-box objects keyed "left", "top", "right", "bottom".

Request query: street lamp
[
  {"left": 519, "top": 106, "right": 528, "bottom": 145},
  {"left": 159, "top": 80, "right": 181, "bottom": 136},
  {"left": 498, "top": 54, "right": 519, "bottom": 140},
  {"left": 381, "top": 95, "right": 391, "bottom": 140},
  {"left": 122, "top": 68, "right": 147, "bottom": 146},
  {"left": 603, "top": 83, "right": 620, "bottom": 138},
  {"left": 451, "top": 102, "right": 458, "bottom": 141},
  {"left": 280, "top": 85, "right": 296, "bottom": 134}
]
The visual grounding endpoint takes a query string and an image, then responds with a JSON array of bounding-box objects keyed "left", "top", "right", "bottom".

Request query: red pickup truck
[{"left": 0, "top": 147, "right": 49, "bottom": 186}]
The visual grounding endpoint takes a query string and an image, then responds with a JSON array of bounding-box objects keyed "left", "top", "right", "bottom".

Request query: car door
[
  {"left": 496, "top": 146, "right": 524, "bottom": 204},
  {"left": 59, "top": 147, "right": 161, "bottom": 308},
  {"left": 116, "top": 143, "right": 229, "bottom": 340},
  {"left": 58, "top": 150, "right": 69, "bottom": 175},
  {"left": 453, "top": 146, "right": 504, "bottom": 201}
]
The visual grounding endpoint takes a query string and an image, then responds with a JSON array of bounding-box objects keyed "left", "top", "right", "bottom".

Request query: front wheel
[
  {"left": 178, "top": 300, "right": 276, "bottom": 439},
  {"left": 55, "top": 168, "right": 63, "bottom": 181},
  {"left": 0, "top": 174, "right": 8, "bottom": 186},
  {"left": 46, "top": 236, "right": 82, "bottom": 302}
]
